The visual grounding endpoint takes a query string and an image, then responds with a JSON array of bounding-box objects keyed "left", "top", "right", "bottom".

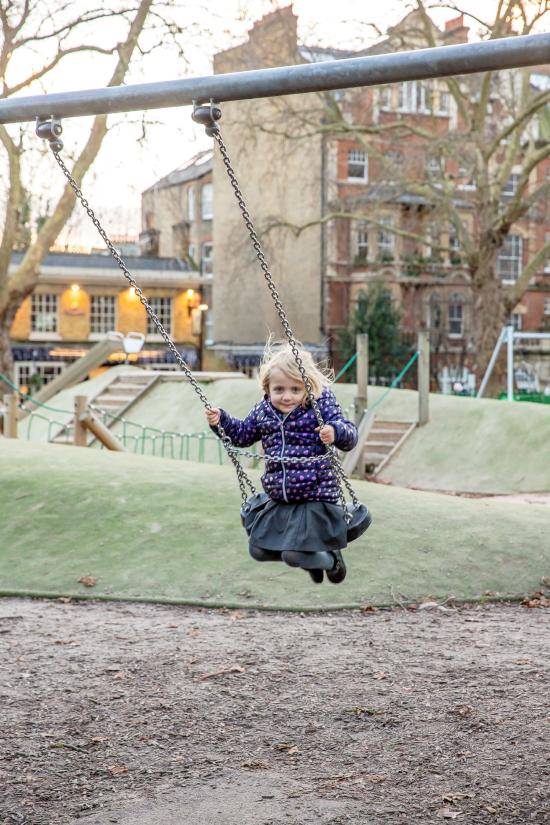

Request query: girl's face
[{"left": 268, "top": 367, "right": 305, "bottom": 413}]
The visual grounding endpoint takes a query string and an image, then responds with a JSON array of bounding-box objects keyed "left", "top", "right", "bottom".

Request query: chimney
[{"left": 444, "top": 14, "right": 469, "bottom": 44}]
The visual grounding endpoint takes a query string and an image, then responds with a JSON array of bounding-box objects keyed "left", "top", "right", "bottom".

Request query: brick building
[
  {"left": 142, "top": 6, "right": 550, "bottom": 387},
  {"left": 8, "top": 250, "right": 207, "bottom": 389}
]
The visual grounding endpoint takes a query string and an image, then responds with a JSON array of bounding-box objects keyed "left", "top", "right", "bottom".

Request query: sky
[{"left": 1, "top": 0, "right": 537, "bottom": 247}]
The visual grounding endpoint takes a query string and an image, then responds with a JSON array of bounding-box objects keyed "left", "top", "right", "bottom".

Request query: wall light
[
  {"left": 70, "top": 283, "right": 80, "bottom": 293},
  {"left": 186, "top": 288, "right": 195, "bottom": 298}
]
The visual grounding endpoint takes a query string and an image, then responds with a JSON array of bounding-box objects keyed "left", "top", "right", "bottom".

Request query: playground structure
[{"left": 477, "top": 325, "right": 550, "bottom": 401}]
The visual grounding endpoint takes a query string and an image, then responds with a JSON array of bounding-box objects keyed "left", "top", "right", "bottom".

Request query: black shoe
[
  {"left": 308, "top": 568, "right": 324, "bottom": 584},
  {"left": 326, "top": 550, "right": 346, "bottom": 584}
]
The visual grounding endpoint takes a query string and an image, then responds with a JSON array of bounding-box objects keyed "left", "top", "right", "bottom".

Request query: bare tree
[{"left": 0, "top": 0, "right": 170, "bottom": 378}]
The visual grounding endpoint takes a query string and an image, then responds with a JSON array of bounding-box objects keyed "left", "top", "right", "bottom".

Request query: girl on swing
[{"left": 206, "top": 341, "right": 359, "bottom": 584}]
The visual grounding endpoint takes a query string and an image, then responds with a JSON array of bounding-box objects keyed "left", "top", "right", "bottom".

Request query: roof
[
  {"left": 11, "top": 250, "right": 191, "bottom": 272},
  {"left": 143, "top": 150, "right": 213, "bottom": 195}
]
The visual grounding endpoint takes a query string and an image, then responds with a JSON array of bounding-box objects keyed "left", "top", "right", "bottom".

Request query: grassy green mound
[
  {"left": 17, "top": 368, "right": 550, "bottom": 494},
  {"left": 102, "top": 375, "right": 550, "bottom": 493},
  {"left": 1, "top": 440, "right": 548, "bottom": 610}
]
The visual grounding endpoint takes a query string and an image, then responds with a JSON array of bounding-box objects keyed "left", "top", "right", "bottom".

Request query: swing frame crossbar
[{"left": 0, "top": 33, "right": 549, "bottom": 123}]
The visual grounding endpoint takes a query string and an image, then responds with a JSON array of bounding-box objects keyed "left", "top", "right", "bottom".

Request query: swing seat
[
  {"left": 345, "top": 502, "right": 372, "bottom": 542},
  {"left": 241, "top": 493, "right": 371, "bottom": 544}
]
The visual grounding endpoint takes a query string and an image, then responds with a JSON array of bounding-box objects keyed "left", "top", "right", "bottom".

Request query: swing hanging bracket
[
  {"left": 191, "top": 100, "right": 221, "bottom": 136},
  {"left": 36, "top": 115, "right": 64, "bottom": 152}
]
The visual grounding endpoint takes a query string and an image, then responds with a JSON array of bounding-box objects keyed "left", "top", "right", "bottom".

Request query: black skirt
[{"left": 242, "top": 493, "right": 371, "bottom": 554}]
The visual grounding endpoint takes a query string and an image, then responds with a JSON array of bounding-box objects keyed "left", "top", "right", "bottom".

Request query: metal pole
[
  {"left": 0, "top": 33, "right": 548, "bottom": 123},
  {"left": 418, "top": 331, "right": 430, "bottom": 426},
  {"left": 354, "top": 334, "right": 369, "bottom": 426},
  {"left": 506, "top": 324, "right": 515, "bottom": 402},
  {"left": 477, "top": 326, "right": 507, "bottom": 399}
]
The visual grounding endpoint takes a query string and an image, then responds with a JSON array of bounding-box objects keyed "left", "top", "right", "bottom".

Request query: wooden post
[
  {"left": 418, "top": 331, "right": 430, "bottom": 426},
  {"left": 74, "top": 395, "right": 88, "bottom": 447},
  {"left": 354, "top": 333, "right": 369, "bottom": 426},
  {"left": 80, "top": 410, "right": 125, "bottom": 451},
  {"left": 3, "top": 394, "right": 18, "bottom": 438}
]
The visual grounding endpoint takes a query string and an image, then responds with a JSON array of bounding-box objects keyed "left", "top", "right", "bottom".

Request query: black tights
[{"left": 249, "top": 546, "right": 335, "bottom": 570}]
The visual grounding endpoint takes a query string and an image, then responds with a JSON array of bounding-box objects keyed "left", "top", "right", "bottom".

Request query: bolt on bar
[{"left": 0, "top": 33, "right": 549, "bottom": 124}]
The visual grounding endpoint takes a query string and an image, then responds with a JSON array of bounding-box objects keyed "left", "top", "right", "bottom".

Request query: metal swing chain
[
  {"left": 199, "top": 108, "right": 359, "bottom": 517},
  {"left": 47, "top": 144, "right": 256, "bottom": 508}
]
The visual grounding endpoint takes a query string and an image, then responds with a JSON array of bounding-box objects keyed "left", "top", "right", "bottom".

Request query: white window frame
[
  {"left": 511, "top": 312, "right": 523, "bottom": 331},
  {"left": 355, "top": 224, "right": 369, "bottom": 262},
  {"left": 398, "top": 80, "right": 432, "bottom": 114},
  {"left": 448, "top": 295, "right": 464, "bottom": 338},
  {"left": 347, "top": 149, "right": 368, "bottom": 182},
  {"left": 89, "top": 294, "right": 117, "bottom": 338},
  {"left": 201, "top": 183, "right": 213, "bottom": 220},
  {"left": 379, "top": 86, "right": 393, "bottom": 110},
  {"left": 543, "top": 298, "right": 550, "bottom": 316},
  {"left": 187, "top": 187, "right": 195, "bottom": 221},
  {"left": 16, "top": 361, "right": 65, "bottom": 389},
  {"left": 377, "top": 217, "right": 394, "bottom": 257},
  {"left": 201, "top": 242, "right": 213, "bottom": 276},
  {"left": 438, "top": 89, "right": 450, "bottom": 115},
  {"left": 502, "top": 173, "right": 520, "bottom": 197},
  {"left": 147, "top": 296, "right": 172, "bottom": 339},
  {"left": 544, "top": 233, "right": 550, "bottom": 272},
  {"left": 30, "top": 293, "right": 59, "bottom": 339},
  {"left": 497, "top": 235, "right": 523, "bottom": 284},
  {"left": 426, "top": 155, "right": 441, "bottom": 177}
]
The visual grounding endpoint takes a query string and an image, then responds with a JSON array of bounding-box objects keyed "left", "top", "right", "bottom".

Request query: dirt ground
[{"left": 1, "top": 598, "right": 548, "bottom": 825}]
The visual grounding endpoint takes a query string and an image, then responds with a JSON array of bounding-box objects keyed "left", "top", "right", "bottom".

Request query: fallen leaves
[
  {"left": 273, "top": 743, "right": 300, "bottom": 755},
  {"left": 107, "top": 764, "right": 128, "bottom": 776},
  {"left": 197, "top": 665, "right": 245, "bottom": 681},
  {"left": 77, "top": 575, "right": 97, "bottom": 588},
  {"left": 451, "top": 704, "right": 473, "bottom": 717},
  {"left": 522, "top": 592, "right": 550, "bottom": 608}
]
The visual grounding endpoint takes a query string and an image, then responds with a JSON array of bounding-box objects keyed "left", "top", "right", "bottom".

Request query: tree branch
[{"left": 506, "top": 241, "right": 550, "bottom": 307}]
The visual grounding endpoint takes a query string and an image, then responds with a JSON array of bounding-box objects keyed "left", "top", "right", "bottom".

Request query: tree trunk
[
  {"left": 471, "top": 265, "right": 506, "bottom": 390},
  {"left": 0, "top": 302, "right": 20, "bottom": 382}
]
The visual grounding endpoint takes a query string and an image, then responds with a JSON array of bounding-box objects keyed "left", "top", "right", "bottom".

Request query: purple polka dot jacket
[{"left": 215, "top": 388, "right": 358, "bottom": 503}]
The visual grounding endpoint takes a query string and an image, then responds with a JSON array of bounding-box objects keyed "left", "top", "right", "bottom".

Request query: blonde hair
[{"left": 258, "top": 338, "right": 334, "bottom": 400}]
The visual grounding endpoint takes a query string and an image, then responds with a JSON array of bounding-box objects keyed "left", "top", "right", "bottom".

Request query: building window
[
  {"left": 90, "top": 295, "right": 116, "bottom": 334},
  {"left": 377, "top": 217, "right": 394, "bottom": 258},
  {"left": 201, "top": 242, "right": 213, "bottom": 275},
  {"left": 31, "top": 293, "right": 58, "bottom": 333},
  {"left": 187, "top": 187, "right": 195, "bottom": 221},
  {"left": 188, "top": 244, "right": 197, "bottom": 269},
  {"left": 438, "top": 90, "right": 450, "bottom": 114},
  {"left": 502, "top": 174, "right": 520, "bottom": 197},
  {"left": 379, "top": 86, "right": 393, "bottom": 110},
  {"left": 448, "top": 294, "right": 464, "bottom": 337},
  {"left": 449, "top": 233, "right": 461, "bottom": 263},
  {"left": 511, "top": 312, "right": 523, "bottom": 331},
  {"left": 544, "top": 298, "right": 550, "bottom": 316},
  {"left": 201, "top": 183, "right": 213, "bottom": 220},
  {"left": 398, "top": 80, "right": 432, "bottom": 113},
  {"left": 426, "top": 155, "right": 442, "bottom": 178},
  {"left": 497, "top": 235, "right": 523, "bottom": 283},
  {"left": 429, "top": 293, "right": 442, "bottom": 330},
  {"left": 347, "top": 149, "right": 368, "bottom": 181},
  {"left": 147, "top": 297, "right": 172, "bottom": 336},
  {"left": 355, "top": 224, "right": 369, "bottom": 262},
  {"left": 16, "top": 362, "right": 64, "bottom": 390}
]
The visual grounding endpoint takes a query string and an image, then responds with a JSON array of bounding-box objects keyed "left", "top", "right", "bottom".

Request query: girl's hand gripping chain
[
  {"left": 316, "top": 424, "right": 335, "bottom": 445},
  {"left": 206, "top": 407, "right": 221, "bottom": 426}
]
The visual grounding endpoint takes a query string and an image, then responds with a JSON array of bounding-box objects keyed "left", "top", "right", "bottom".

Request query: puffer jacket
[{"left": 214, "top": 388, "right": 358, "bottom": 503}]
